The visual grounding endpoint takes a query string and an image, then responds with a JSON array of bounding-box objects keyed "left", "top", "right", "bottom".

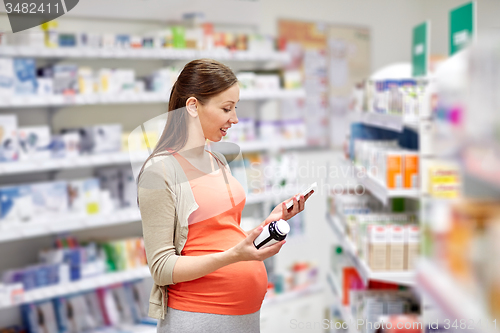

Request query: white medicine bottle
[{"left": 254, "top": 219, "right": 290, "bottom": 249}]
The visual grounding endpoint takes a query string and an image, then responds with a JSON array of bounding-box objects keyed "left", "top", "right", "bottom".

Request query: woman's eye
[{"left": 224, "top": 108, "right": 231, "bottom": 112}]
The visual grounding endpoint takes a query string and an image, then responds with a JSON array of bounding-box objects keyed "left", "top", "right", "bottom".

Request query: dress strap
[{"left": 207, "top": 151, "right": 235, "bottom": 208}]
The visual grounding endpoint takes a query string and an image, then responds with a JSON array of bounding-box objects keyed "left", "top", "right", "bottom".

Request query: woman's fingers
[
  {"left": 292, "top": 194, "right": 300, "bottom": 214},
  {"left": 258, "top": 240, "right": 286, "bottom": 257},
  {"left": 249, "top": 225, "right": 264, "bottom": 243}
]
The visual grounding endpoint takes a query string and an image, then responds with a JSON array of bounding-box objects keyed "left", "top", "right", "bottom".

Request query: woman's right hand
[{"left": 228, "top": 226, "right": 286, "bottom": 262}]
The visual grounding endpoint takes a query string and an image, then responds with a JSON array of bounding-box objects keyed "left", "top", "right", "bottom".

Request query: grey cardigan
[{"left": 137, "top": 150, "right": 229, "bottom": 320}]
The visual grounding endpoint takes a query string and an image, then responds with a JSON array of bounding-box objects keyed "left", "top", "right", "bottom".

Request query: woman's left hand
[
  {"left": 247, "top": 190, "right": 314, "bottom": 235},
  {"left": 267, "top": 190, "right": 314, "bottom": 222}
]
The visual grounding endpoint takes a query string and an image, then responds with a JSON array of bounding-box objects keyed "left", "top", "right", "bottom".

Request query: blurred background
[{"left": 0, "top": 0, "right": 500, "bottom": 332}]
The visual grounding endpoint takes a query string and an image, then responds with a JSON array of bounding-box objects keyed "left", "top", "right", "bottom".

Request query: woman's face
[{"left": 198, "top": 83, "right": 240, "bottom": 142}]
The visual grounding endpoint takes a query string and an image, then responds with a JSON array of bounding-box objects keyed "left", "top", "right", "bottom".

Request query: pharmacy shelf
[
  {"left": 0, "top": 186, "right": 299, "bottom": 242},
  {"left": 354, "top": 165, "right": 420, "bottom": 205},
  {"left": 462, "top": 144, "right": 500, "bottom": 192},
  {"left": 0, "top": 92, "right": 168, "bottom": 108},
  {"left": 262, "top": 282, "right": 323, "bottom": 307},
  {"left": 0, "top": 139, "right": 307, "bottom": 176},
  {"left": 326, "top": 213, "right": 415, "bottom": 286},
  {"left": 326, "top": 270, "right": 342, "bottom": 297},
  {"left": 326, "top": 272, "right": 359, "bottom": 333},
  {"left": 0, "top": 89, "right": 305, "bottom": 108},
  {"left": 215, "top": 138, "right": 308, "bottom": 154},
  {"left": 0, "top": 266, "right": 151, "bottom": 309},
  {"left": 0, "top": 208, "right": 142, "bottom": 243},
  {"left": 416, "top": 260, "right": 496, "bottom": 329},
  {"left": 361, "top": 113, "right": 419, "bottom": 132},
  {"left": 0, "top": 151, "right": 149, "bottom": 176},
  {"left": 0, "top": 46, "right": 291, "bottom": 62},
  {"left": 239, "top": 89, "right": 306, "bottom": 100}
]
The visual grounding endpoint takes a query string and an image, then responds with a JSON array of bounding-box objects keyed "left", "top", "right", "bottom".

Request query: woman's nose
[{"left": 231, "top": 112, "right": 239, "bottom": 124}]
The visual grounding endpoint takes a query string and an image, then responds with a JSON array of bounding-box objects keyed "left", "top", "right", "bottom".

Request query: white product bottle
[{"left": 253, "top": 219, "right": 290, "bottom": 249}]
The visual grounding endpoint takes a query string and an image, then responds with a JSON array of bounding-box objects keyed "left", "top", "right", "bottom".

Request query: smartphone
[{"left": 286, "top": 182, "right": 317, "bottom": 209}]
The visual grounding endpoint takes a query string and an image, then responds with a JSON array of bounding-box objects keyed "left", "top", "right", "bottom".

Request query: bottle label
[{"left": 254, "top": 225, "right": 273, "bottom": 249}]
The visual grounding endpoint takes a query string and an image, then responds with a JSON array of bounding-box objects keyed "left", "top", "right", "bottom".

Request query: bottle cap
[{"left": 275, "top": 219, "right": 290, "bottom": 236}]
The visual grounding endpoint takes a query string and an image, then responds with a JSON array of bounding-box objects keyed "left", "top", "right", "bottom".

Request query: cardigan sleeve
[{"left": 138, "top": 161, "right": 179, "bottom": 286}]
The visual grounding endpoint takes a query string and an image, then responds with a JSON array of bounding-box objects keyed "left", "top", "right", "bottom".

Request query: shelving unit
[
  {"left": 353, "top": 166, "right": 420, "bottom": 205},
  {"left": 361, "top": 112, "right": 419, "bottom": 132},
  {"left": 326, "top": 272, "right": 358, "bottom": 333},
  {"left": 262, "top": 282, "right": 323, "bottom": 307},
  {"left": 0, "top": 151, "right": 147, "bottom": 175},
  {"left": 0, "top": 46, "right": 291, "bottom": 62},
  {"left": 326, "top": 213, "right": 414, "bottom": 286},
  {"left": 324, "top": 64, "right": 425, "bottom": 333},
  {"left": 416, "top": 260, "right": 486, "bottom": 321},
  {"left": 0, "top": 266, "right": 151, "bottom": 310},
  {"left": 0, "top": 138, "right": 307, "bottom": 176},
  {"left": 0, "top": 187, "right": 300, "bottom": 243},
  {"left": 0, "top": 24, "right": 312, "bottom": 331},
  {"left": 414, "top": 46, "right": 500, "bottom": 333},
  {"left": 0, "top": 89, "right": 305, "bottom": 108},
  {"left": 0, "top": 208, "right": 141, "bottom": 243}
]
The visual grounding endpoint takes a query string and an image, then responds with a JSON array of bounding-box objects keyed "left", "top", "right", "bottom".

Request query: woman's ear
[{"left": 186, "top": 97, "right": 198, "bottom": 117}]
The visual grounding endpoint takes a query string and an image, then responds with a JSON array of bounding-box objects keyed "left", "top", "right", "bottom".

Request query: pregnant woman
[{"left": 137, "top": 59, "right": 312, "bottom": 333}]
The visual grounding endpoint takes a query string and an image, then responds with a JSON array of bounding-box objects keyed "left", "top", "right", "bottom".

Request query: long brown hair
[{"left": 136, "top": 59, "right": 238, "bottom": 196}]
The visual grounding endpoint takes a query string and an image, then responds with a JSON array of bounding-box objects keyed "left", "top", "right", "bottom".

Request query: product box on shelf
[
  {"left": 254, "top": 74, "right": 280, "bottom": 91},
  {"left": 403, "top": 152, "right": 419, "bottom": 189},
  {"left": 53, "top": 64, "right": 78, "bottom": 95},
  {"left": 58, "top": 33, "right": 77, "bottom": 47},
  {"left": 281, "top": 119, "right": 306, "bottom": 141},
  {"left": 92, "top": 124, "right": 122, "bottom": 154},
  {"left": 367, "top": 225, "right": 388, "bottom": 271},
  {"left": 67, "top": 178, "right": 101, "bottom": 215},
  {"left": 17, "top": 126, "right": 51, "bottom": 161},
  {"left": 97, "top": 168, "right": 121, "bottom": 209},
  {"left": 62, "top": 132, "right": 80, "bottom": 158},
  {"left": 0, "top": 282, "right": 23, "bottom": 308},
  {"left": 428, "top": 163, "right": 461, "bottom": 198},
  {"left": 22, "top": 301, "right": 59, "bottom": 333},
  {"left": 31, "top": 181, "right": 69, "bottom": 220},
  {"left": 102, "top": 33, "right": 117, "bottom": 48},
  {"left": 13, "top": 58, "right": 37, "bottom": 95},
  {"left": 0, "top": 58, "right": 15, "bottom": 96},
  {"left": 18, "top": 280, "right": 152, "bottom": 333},
  {"left": 388, "top": 225, "right": 406, "bottom": 271},
  {"left": 4, "top": 31, "right": 44, "bottom": 47},
  {"left": 237, "top": 72, "right": 256, "bottom": 90},
  {"left": 383, "top": 150, "right": 403, "bottom": 189},
  {"left": 0, "top": 114, "right": 19, "bottom": 162},
  {"left": 36, "top": 77, "right": 53, "bottom": 96},
  {"left": 49, "top": 132, "right": 80, "bottom": 159},
  {"left": 102, "top": 238, "right": 146, "bottom": 272},
  {"left": 0, "top": 185, "right": 33, "bottom": 223},
  {"left": 120, "top": 167, "right": 138, "bottom": 208},
  {"left": 404, "top": 225, "right": 419, "bottom": 270},
  {"left": 60, "top": 127, "right": 94, "bottom": 154},
  {"left": 283, "top": 70, "right": 302, "bottom": 90},
  {"left": 77, "top": 67, "right": 94, "bottom": 95}
]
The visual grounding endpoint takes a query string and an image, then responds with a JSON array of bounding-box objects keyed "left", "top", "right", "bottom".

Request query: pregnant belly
[{"left": 167, "top": 260, "right": 268, "bottom": 315}]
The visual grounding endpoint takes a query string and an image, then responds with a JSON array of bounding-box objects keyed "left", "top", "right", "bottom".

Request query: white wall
[{"left": 258, "top": 0, "right": 424, "bottom": 73}]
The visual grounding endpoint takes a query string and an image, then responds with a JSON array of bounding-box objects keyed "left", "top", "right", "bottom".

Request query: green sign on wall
[
  {"left": 412, "top": 21, "right": 429, "bottom": 77},
  {"left": 450, "top": 1, "right": 476, "bottom": 55}
]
